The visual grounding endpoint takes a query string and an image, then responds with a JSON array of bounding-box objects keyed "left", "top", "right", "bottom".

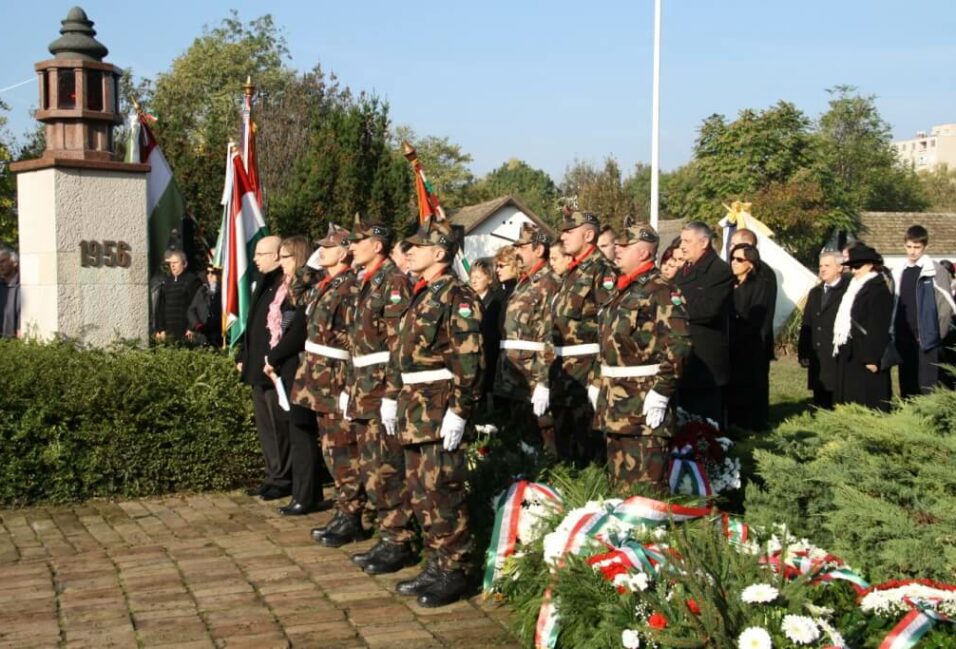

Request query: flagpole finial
[
  {"left": 243, "top": 76, "right": 255, "bottom": 97},
  {"left": 401, "top": 140, "right": 417, "bottom": 162}
]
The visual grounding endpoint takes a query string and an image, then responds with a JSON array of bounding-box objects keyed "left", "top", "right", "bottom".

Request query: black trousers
[
  {"left": 676, "top": 387, "right": 725, "bottom": 429},
  {"left": 897, "top": 335, "right": 941, "bottom": 398},
  {"left": 812, "top": 388, "right": 834, "bottom": 410},
  {"left": 251, "top": 385, "right": 292, "bottom": 489},
  {"left": 289, "top": 406, "right": 323, "bottom": 507}
]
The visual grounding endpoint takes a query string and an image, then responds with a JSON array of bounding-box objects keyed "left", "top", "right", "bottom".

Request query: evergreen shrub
[
  {"left": 745, "top": 388, "right": 956, "bottom": 582},
  {"left": 0, "top": 339, "right": 259, "bottom": 505}
]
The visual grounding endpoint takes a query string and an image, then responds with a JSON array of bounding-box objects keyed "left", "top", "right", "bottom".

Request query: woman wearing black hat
[{"left": 831, "top": 244, "right": 893, "bottom": 410}]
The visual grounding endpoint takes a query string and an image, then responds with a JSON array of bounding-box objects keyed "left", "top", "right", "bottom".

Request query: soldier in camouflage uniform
[
  {"left": 550, "top": 210, "right": 617, "bottom": 465},
  {"left": 493, "top": 223, "right": 561, "bottom": 451},
  {"left": 342, "top": 213, "right": 418, "bottom": 574},
  {"left": 381, "top": 218, "right": 483, "bottom": 608},
  {"left": 592, "top": 219, "right": 691, "bottom": 490},
  {"left": 288, "top": 224, "right": 366, "bottom": 547}
]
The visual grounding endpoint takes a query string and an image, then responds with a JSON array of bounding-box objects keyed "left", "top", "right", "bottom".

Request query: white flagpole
[{"left": 650, "top": 0, "right": 662, "bottom": 229}]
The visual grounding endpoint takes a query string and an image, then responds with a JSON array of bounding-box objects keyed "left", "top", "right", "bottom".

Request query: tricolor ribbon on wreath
[
  {"left": 534, "top": 497, "right": 712, "bottom": 649},
  {"left": 482, "top": 480, "right": 563, "bottom": 594},
  {"left": 667, "top": 444, "right": 713, "bottom": 497},
  {"left": 879, "top": 598, "right": 952, "bottom": 649}
]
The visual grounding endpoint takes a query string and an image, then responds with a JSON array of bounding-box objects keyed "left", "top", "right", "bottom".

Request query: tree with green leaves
[
  {"left": 471, "top": 158, "right": 559, "bottom": 224},
  {"left": 144, "top": 13, "right": 294, "bottom": 235},
  {"left": 393, "top": 126, "right": 474, "bottom": 212},
  {"left": 918, "top": 164, "right": 956, "bottom": 212},
  {"left": 560, "top": 157, "right": 636, "bottom": 232},
  {"left": 0, "top": 101, "right": 16, "bottom": 246}
]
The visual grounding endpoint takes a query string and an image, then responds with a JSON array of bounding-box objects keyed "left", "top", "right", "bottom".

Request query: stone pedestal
[{"left": 13, "top": 158, "right": 150, "bottom": 346}]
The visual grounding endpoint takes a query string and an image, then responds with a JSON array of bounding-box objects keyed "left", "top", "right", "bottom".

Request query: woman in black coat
[
  {"left": 726, "top": 244, "right": 773, "bottom": 430},
  {"left": 832, "top": 244, "right": 893, "bottom": 411},
  {"left": 264, "top": 236, "right": 329, "bottom": 515}
]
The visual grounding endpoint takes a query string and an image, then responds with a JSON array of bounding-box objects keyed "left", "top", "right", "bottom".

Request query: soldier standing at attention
[
  {"left": 382, "top": 218, "right": 483, "bottom": 608},
  {"left": 593, "top": 220, "right": 691, "bottom": 490},
  {"left": 288, "top": 225, "right": 365, "bottom": 548},
  {"left": 343, "top": 213, "right": 418, "bottom": 574},
  {"left": 550, "top": 210, "right": 617, "bottom": 465},
  {"left": 494, "top": 223, "right": 561, "bottom": 452}
]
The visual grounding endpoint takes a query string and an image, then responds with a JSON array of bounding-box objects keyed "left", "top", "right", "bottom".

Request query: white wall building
[
  {"left": 449, "top": 195, "right": 556, "bottom": 264},
  {"left": 893, "top": 124, "right": 956, "bottom": 172}
]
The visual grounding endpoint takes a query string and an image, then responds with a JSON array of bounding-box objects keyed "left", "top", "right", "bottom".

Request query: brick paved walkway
[{"left": 0, "top": 492, "right": 521, "bottom": 648}]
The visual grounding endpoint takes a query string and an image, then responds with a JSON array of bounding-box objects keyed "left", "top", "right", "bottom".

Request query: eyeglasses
[
  {"left": 253, "top": 251, "right": 276, "bottom": 257},
  {"left": 279, "top": 254, "right": 294, "bottom": 259},
  {"left": 731, "top": 256, "right": 749, "bottom": 263}
]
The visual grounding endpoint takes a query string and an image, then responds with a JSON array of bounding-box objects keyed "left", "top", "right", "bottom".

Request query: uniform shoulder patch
[
  {"left": 389, "top": 288, "right": 402, "bottom": 304},
  {"left": 457, "top": 302, "right": 473, "bottom": 318},
  {"left": 602, "top": 275, "right": 615, "bottom": 290},
  {"left": 373, "top": 273, "right": 384, "bottom": 286},
  {"left": 671, "top": 291, "right": 683, "bottom": 306}
]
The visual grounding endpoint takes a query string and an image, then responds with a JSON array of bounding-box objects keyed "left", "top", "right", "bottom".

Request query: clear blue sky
[{"left": 1, "top": 1, "right": 954, "bottom": 180}]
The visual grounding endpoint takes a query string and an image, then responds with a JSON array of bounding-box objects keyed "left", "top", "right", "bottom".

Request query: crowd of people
[{"left": 142, "top": 211, "right": 956, "bottom": 609}]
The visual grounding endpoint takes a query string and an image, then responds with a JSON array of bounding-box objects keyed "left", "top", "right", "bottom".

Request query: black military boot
[
  {"left": 416, "top": 568, "right": 468, "bottom": 608},
  {"left": 318, "top": 513, "right": 369, "bottom": 548},
  {"left": 395, "top": 559, "right": 440, "bottom": 596},
  {"left": 351, "top": 540, "right": 386, "bottom": 568},
  {"left": 363, "top": 542, "right": 418, "bottom": 575},
  {"left": 310, "top": 511, "right": 342, "bottom": 542}
]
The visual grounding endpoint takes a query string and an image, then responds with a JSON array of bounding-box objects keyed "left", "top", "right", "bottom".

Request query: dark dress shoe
[
  {"left": 395, "top": 560, "right": 440, "bottom": 596},
  {"left": 311, "top": 512, "right": 342, "bottom": 541},
  {"left": 318, "top": 513, "right": 369, "bottom": 548},
  {"left": 416, "top": 568, "right": 468, "bottom": 608},
  {"left": 261, "top": 485, "right": 291, "bottom": 501},
  {"left": 351, "top": 540, "right": 386, "bottom": 568},
  {"left": 279, "top": 502, "right": 312, "bottom": 516},
  {"left": 364, "top": 542, "right": 417, "bottom": 575}
]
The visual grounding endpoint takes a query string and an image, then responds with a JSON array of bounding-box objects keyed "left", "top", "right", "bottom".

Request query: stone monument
[{"left": 11, "top": 7, "right": 150, "bottom": 345}]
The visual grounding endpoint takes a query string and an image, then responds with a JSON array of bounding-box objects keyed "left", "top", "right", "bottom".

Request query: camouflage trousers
[
  {"left": 551, "top": 403, "right": 605, "bottom": 468},
  {"left": 354, "top": 419, "right": 415, "bottom": 543},
  {"left": 404, "top": 442, "right": 473, "bottom": 571},
  {"left": 319, "top": 414, "right": 366, "bottom": 516},
  {"left": 605, "top": 433, "right": 669, "bottom": 492}
]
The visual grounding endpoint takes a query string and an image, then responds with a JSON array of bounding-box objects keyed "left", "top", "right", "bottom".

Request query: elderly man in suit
[
  {"left": 798, "top": 251, "right": 848, "bottom": 409},
  {"left": 674, "top": 221, "right": 733, "bottom": 425}
]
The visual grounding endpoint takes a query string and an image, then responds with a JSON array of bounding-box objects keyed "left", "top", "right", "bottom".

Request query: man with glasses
[
  {"left": 494, "top": 223, "right": 560, "bottom": 452},
  {"left": 551, "top": 209, "right": 617, "bottom": 465},
  {"left": 237, "top": 235, "right": 293, "bottom": 501},
  {"left": 592, "top": 219, "right": 690, "bottom": 489}
]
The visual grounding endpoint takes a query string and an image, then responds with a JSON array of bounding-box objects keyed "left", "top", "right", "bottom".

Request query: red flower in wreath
[
  {"left": 686, "top": 599, "right": 701, "bottom": 615},
  {"left": 648, "top": 612, "right": 668, "bottom": 629}
]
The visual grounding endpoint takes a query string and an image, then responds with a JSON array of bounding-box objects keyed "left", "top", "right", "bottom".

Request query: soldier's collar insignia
[
  {"left": 373, "top": 273, "right": 384, "bottom": 286},
  {"left": 457, "top": 302, "right": 473, "bottom": 318},
  {"left": 431, "top": 278, "right": 448, "bottom": 292}
]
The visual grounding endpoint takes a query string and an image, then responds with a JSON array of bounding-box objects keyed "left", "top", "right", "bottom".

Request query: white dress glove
[
  {"left": 531, "top": 384, "right": 550, "bottom": 417},
  {"left": 587, "top": 385, "right": 600, "bottom": 410},
  {"left": 338, "top": 391, "right": 350, "bottom": 420},
  {"left": 439, "top": 409, "right": 467, "bottom": 451},
  {"left": 380, "top": 398, "right": 398, "bottom": 436},
  {"left": 642, "top": 389, "right": 669, "bottom": 429}
]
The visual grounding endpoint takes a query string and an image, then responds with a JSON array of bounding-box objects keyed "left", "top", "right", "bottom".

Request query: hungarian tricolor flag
[
  {"left": 240, "top": 85, "right": 263, "bottom": 209},
  {"left": 125, "top": 112, "right": 186, "bottom": 278},
  {"left": 403, "top": 140, "right": 446, "bottom": 224},
  {"left": 220, "top": 150, "right": 268, "bottom": 345}
]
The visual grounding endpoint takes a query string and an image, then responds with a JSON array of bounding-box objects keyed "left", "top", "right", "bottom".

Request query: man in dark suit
[
  {"left": 799, "top": 250, "right": 848, "bottom": 409},
  {"left": 237, "top": 235, "right": 292, "bottom": 500},
  {"left": 675, "top": 221, "right": 734, "bottom": 425}
]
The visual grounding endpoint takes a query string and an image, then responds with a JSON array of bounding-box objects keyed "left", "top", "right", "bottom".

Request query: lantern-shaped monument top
[{"left": 31, "top": 6, "right": 123, "bottom": 163}]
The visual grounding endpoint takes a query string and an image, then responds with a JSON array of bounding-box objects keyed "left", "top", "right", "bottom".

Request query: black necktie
[{"left": 822, "top": 285, "right": 831, "bottom": 308}]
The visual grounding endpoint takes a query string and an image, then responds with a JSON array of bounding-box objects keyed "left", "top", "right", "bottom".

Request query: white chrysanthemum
[
  {"left": 860, "top": 582, "right": 956, "bottom": 616},
  {"left": 631, "top": 572, "right": 650, "bottom": 592},
  {"left": 542, "top": 502, "right": 609, "bottom": 565},
  {"left": 781, "top": 615, "right": 820, "bottom": 644},
  {"left": 621, "top": 629, "right": 641, "bottom": 649},
  {"left": 740, "top": 583, "right": 779, "bottom": 604},
  {"left": 516, "top": 495, "right": 558, "bottom": 544},
  {"left": 737, "top": 626, "right": 772, "bottom": 649},
  {"left": 817, "top": 618, "right": 846, "bottom": 648}
]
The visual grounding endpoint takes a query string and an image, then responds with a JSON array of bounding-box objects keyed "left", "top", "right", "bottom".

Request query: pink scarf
[{"left": 267, "top": 280, "right": 289, "bottom": 348}]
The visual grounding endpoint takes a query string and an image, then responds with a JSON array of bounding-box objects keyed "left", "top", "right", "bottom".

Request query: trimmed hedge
[{"left": 0, "top": 339, "right": 260, "bottom": 505}]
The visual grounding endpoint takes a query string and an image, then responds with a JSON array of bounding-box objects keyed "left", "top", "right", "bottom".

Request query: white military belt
[
  {"left": 401, "top": 369, "right": 455, "bottom": 384},
  {"left": 500, "top": 339, "right": 546, "bottom": 352},
  {"left": 352, "top": 351, "right": 390, "bottom": 368},
  {"left": 304, "top": 341, "right": 350, "bottom": 361},
  {"left": 554, "top": 343, "right": 600, "bottom": 357},
  {"left": 600, "top": 363, "right": 660, "bottom": 378}
]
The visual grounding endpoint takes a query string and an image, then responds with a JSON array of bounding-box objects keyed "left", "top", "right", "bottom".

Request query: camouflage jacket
[
  {"left": 549, "top": 247, "right": 617, "bottom": 406},
  {"left": 494, "top": 261, "right": 561, "bottom": 400},
  {"left": 290, "top": 267, "right": 358, "bottom": 415},
  {"left": 346, "top": 258, "right": 411, "bottom": 420},
  {"left": 385, "top": 269, "right": 483, "bottom": 445},
  {"left": 593, "top": 267, "right": 692, "bottom": 435}
]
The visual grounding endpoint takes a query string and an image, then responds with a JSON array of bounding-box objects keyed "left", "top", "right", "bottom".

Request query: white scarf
[{"left": 832, "top": 271, "right": 878, "bottom": 356}]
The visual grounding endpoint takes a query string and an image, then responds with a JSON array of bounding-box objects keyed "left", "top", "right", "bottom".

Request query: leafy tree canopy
[{"left": 470, "top": 158, "right": 559, "bottom": 225}]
